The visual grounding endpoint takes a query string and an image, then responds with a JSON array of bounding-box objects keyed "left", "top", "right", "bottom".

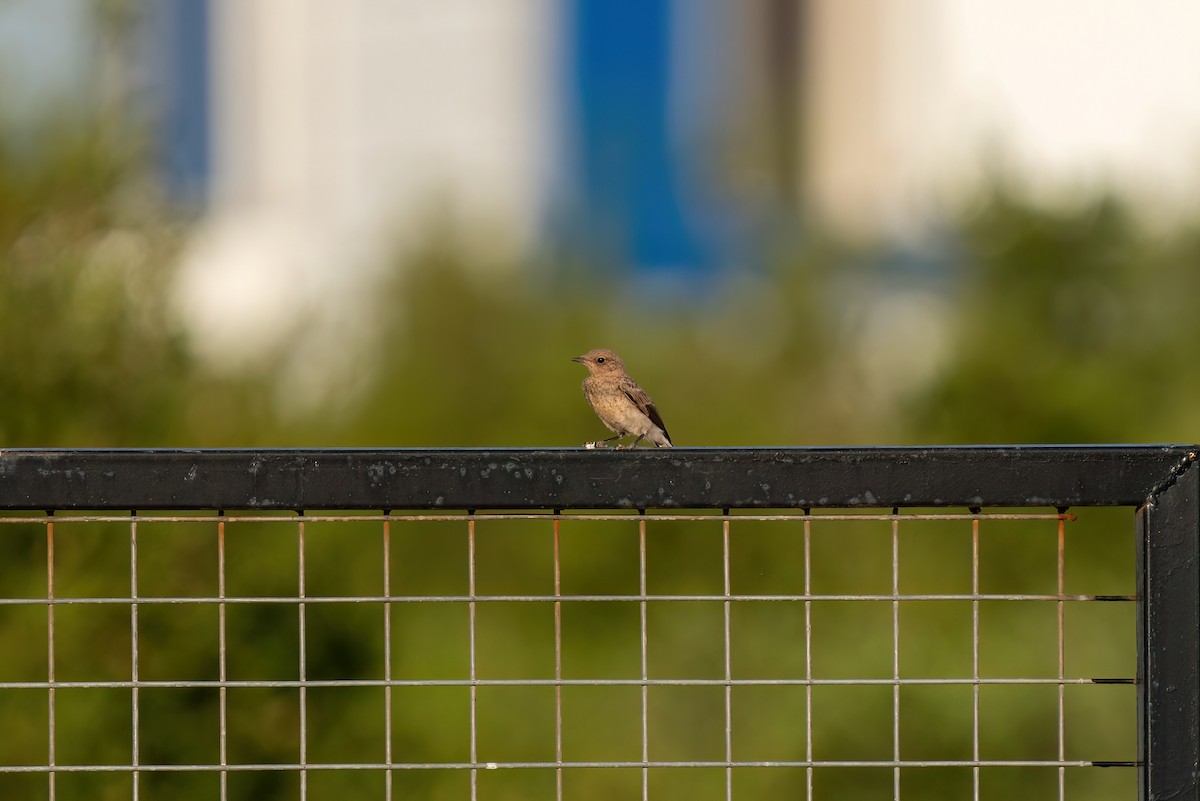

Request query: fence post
[{"left": 1138, "top": 465, "right": 1200, "bottom": 800}]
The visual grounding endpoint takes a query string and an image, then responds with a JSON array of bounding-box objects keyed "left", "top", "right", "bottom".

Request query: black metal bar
[
  {"left": 1138, "top": 464, "right": 1200, "bottom": 801},
  {"left": 0, "top": 445, "right": 1195, "bottom": 511}
]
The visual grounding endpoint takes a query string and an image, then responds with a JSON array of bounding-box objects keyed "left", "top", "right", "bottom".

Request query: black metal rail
[{"left": 0, "top": 445, "right": 1194, "bottom": 510}]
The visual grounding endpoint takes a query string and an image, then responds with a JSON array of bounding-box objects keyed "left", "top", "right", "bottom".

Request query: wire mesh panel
[
  {"left": 0, "top": 447, "right": 1194, "bottom": 801},
  {"left": 0, "top": 507, "right": 1137, "bottom": 800}
]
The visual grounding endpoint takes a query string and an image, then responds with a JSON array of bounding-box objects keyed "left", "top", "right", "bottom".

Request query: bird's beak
[{"left": 570, "top": 356, "right": 584, "bottom": 363}]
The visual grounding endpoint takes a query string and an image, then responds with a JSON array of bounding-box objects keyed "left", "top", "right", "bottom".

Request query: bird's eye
[{"left": 596, "top": 357, "right": 606, "bottom": 364}]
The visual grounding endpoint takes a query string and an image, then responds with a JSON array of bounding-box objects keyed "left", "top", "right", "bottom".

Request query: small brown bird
[{"left": 571, "top": 348, "right": 672, "bottom": 448}]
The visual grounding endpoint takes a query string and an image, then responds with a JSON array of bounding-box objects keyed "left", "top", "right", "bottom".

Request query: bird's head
[{"left": 571, "top": 348, "right": 625, "bottom": 375}]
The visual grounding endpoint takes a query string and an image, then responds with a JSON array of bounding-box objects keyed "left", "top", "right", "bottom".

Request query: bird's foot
[{"left": 584, "top": 441, "right": 606, "bottom": 450}]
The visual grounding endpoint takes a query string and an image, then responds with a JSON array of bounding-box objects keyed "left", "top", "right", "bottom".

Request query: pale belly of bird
[{"left": 605, "top": 406, "right": 656, "bottom": 437}]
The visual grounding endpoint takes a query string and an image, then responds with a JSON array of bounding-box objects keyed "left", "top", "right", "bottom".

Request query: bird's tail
[{"left": 648, "top": 427, "right": 672, "bottom": 448}]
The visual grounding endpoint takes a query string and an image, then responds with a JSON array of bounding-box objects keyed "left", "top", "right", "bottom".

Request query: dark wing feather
[{"left": 621, "top": 377, "right": 672, "bottom": 445}]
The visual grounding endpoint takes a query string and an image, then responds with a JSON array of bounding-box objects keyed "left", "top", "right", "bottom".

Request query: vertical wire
[
  {"left": 639, "top": 510, "right": 649, "bottom": 801},
  {"left": 130, "top": 512, "right": 140, "bottom": 801},
  {"left": 468, "top": 511, "right": 478, "bottom": 801},
  {"left": 722, "top": 511, "right": 733, "bottom": 801},
  {"left": 971, "top": 514, "right": 981, "bottom": 801},
  {"left": 383, "top": 512, "right": 394, "bottom": 801},
  {"left": 1057, "top": 512, "right": 1066, "bottom": 800},
  {"left": 297, "top": 512, "right": 308, "bottom": 801},
  {"left": 46, "top": 512, "right": 56, "bottom": 801},
  {"left": 892, "top": 509, "right": 900, "bottom": 801},
  {"left": 803, "top": 512, "right": 813, "bottom": 801},
  {"left": 218, "top": 512, "right": 229, "bottom": 801},
  {"left": 553, "top": 513, "right": 564, "bottom": 801}
]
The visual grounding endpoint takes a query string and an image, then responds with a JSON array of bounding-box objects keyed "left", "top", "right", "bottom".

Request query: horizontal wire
[
  {"left": 0, "top": 512, "right": 1075, "bottom": 525},
  {"left": 0, "top": 676, "right": 1132, "bottom": 691},
  {"left": 0, "top": 593, "right": 1134, "bottom": 606},
  {"left": 0, "top": 759, "right": 1136, "bottom": 773}
]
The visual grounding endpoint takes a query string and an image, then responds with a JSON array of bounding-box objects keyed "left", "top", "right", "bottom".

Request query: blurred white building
[
  {"left": 168, "top": 0, "right": 558, "bottom": 362},
  {"left": 156, "top": 0, "right": 1200, "bottom": 261},
  {"left": 804, "top": 0, "right": 1200, "bottom": 234}
]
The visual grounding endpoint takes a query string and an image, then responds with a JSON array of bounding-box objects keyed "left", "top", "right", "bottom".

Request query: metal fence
[{"left": 0, "top": 446, "right": 1195, "bottom": 801}]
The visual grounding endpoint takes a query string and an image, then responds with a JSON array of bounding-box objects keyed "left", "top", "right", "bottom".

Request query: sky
[{"left": 0, "top": 0, "right": 92, "bottom": 123}]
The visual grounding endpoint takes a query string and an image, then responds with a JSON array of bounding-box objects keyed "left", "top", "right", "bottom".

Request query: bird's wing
[{"left": 621, "top": 377, "right": 672, "bottom": 444}]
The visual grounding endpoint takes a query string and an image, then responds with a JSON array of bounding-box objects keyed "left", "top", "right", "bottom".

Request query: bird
[{"left": 571, "top": 349, "right": 672, "bottom": 448}]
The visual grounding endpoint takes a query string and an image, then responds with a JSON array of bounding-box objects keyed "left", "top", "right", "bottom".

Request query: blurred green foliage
[
  {"left": 4, "top": 124, "right": 1199, "bottom": 449},
  {"left": 1, "top": 117, "right": 1190, "bottom": 800}
]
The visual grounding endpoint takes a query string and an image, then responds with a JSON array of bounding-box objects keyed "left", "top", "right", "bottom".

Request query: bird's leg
[
  {"left": 586, "top": 434, "right": 624, "bottom": 449},
  {"left": 616, "top": 434, "right": 646, "bottom": 450}
]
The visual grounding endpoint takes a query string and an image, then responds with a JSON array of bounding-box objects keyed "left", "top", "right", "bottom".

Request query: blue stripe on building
[
  {"left": 156, "top": 0, "right": 211, "bottom": 205},
  {"left": 560, "top": 0, "right": 721, "bottom": 278}
]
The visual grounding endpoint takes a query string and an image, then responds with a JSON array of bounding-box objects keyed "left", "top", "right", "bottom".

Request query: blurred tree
[
  {"left": 0, "top": 123, "right": 183, "bottom": 445},
  {"left": 909, "top": 187, "right": 1200, "bottom": 443}
]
